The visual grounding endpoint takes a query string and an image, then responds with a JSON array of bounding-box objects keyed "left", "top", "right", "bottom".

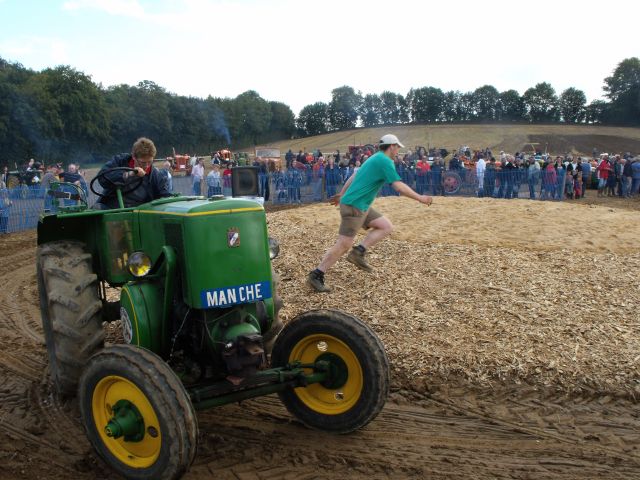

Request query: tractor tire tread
[
  {"left": 37, "top": 241, "right": 104, "bottom": 397},
  {"left": 51, "top": 320, "right": 83, "bottom": 340},
  {"left": 73, "top": 273, "right": 98, "bottom": 294},
  {"left": 76, "top": 300, "right": 102, "bottom": 327}
]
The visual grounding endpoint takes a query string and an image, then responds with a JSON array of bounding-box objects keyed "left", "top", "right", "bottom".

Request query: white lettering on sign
[
  {"left": 201, "top": 282, "right": 271, "bottom": 308},
  {"left": 206, "top": 291, "right": 217, "bottom": 306}
]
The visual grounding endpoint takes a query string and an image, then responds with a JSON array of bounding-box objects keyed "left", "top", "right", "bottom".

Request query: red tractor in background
[{"left": 169, "top": 148, "right": 193, "bottom": 176}]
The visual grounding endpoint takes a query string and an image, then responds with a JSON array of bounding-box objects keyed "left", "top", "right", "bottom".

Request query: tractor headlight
[
  {"left": 268, "top": 237, "right": 280, "bottom": 260},
  {"left": 127, "top": 251, "right": 152, "bottom": 277}
]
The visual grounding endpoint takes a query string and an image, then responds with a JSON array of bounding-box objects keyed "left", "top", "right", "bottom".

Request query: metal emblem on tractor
[{"left": 227, "top": 228, "right": 240, "bottom": 248}]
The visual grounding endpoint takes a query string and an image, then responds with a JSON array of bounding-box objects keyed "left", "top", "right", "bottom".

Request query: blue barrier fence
[
  {"left": 172, "top": 166, "right": 571, "bottom": 204},
  {"left": 0, "top": 166, "right": 571, "bottom": 234}
]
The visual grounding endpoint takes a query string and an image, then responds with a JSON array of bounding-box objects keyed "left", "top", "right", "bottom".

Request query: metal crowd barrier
[{"left": 0, "top": 167, "right": 570, "bottom": 234}]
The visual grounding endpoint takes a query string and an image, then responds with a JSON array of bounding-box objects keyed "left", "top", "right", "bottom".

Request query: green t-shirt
[{"left": 340, "top": 151, "right": 402, "bottom": 211}]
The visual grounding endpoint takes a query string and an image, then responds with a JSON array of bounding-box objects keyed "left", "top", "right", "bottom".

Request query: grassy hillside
[{"left": 240, "top": 124, "right": 640, "bottom": 158}]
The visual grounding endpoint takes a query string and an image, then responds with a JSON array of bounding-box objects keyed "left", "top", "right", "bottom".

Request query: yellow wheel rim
[
  {"left": 289, "top": 334, "right": 363, "bottom": 415},
  {"left": 92, "top": 375, "right": 162, "bottom": 468}
]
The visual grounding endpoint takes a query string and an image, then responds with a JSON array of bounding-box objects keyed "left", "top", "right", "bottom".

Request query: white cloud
[
  {"left": 0, "top": 36, "right": 70, "bottom": 66},
  {"left": 63, "top": 0, "right": 145, "bottom": 18},
  {"left": 8, "top": 0, "right": 632, "bottom": 114}
]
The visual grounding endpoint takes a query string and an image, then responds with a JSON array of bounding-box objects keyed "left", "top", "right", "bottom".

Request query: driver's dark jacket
[{"left": 96, "top": 154, "right": 171, "bottom": 209}]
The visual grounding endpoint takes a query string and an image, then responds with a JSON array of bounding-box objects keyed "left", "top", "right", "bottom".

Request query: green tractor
[{"left": 37, "top": 166, "right": 389, "bottom": 480}]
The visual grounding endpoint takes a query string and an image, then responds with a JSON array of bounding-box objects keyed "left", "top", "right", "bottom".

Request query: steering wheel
[{"left": 90, "top": 167, "right": 145, "bottom": 199}]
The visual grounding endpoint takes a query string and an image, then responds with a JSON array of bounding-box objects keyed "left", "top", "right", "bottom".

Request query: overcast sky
[{"left": 0, "top": 0, "right": 637, "bottom": 114}]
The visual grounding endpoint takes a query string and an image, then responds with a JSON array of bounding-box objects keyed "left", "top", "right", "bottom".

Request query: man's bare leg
[
  {"left": 360, "top": 216, "right": 393, "bottom": 250},
  {"left": 317, "top": 234, "right": 355, "bottom": 272},
  {"left": 308, "top": 234, "right": 355, "bottom": 292}
]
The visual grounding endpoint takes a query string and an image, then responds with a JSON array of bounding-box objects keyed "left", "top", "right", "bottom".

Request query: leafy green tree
[
  {"left": 603, "top": 57, "right": 640, "bottom": 125},
  {"left": 268, "top": 101, "right": 295, "bottom": 141},
  {"left": 297, "top": 102, "right": 329, "bottom": 136},
  {"left": 471, "top": 85, "right": 500, "bottom": 121},
  {"left": 558, "top": 87, "right": 587, "bottom": 123},
  {"left": 0, "top": 60, "right": 41, "bottom": 164},
  {"left": 523, "top": 82, "right": 558, "bottom": 122},
  {"left": 442, "top": 91, "right": 462, "bottom": 122},
  {"left": 328, "top": 86, "right": 361, "bottom": 130},
  {"left": 360, "top": 94, "right": 381, "bottom": 127},
  {"left": 379, "top": 91, "right": 402, "bottom": 124},
  {"left": 455, "top": 92, "right": 476, "bottom": 122},
  {"left": 167, "top": 95, "right": 208, "bottom": 153},
  {"left": 201, "top": 96, "right": 231, "bottom": 149},
  {"left": 497, "top": 90, "right": 525, "bottom": 121},
  {"left": 104, "top": 84, "right": 137, "bottom": 152},
  {"left": 397, "top": 94, "right": 410, "bottom": 124},
  {"left": 223, "top": 90, "right": 272, "bottom": 146},
  {"left": 586, "top": 99, "right": 608, "bottom": 124},
  {"left": 408, "top": 87, "right": 445, "bottom": 123}
]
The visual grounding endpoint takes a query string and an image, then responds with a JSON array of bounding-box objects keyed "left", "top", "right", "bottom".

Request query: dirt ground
[{"left": 0, "top": 196, "right": 639, "bottom": 479}]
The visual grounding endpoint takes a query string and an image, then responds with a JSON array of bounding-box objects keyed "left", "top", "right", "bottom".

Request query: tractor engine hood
[{"left": 134, "top": 197, "right": 273, "bottom": 309}]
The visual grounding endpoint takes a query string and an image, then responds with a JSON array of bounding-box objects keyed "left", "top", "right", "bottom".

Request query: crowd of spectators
[
  {"left": 0, "top": 161, "right": 91, "bottom": 233},
  {"left": 3, "top": 146, "right": 638, "bottom": 234},
  {"left": 241, "top": 146, "right": 640, "bottom": 203}
]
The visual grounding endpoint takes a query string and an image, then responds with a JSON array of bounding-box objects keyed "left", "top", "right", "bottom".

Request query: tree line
[
  {"left": 0, "top": 58, "right": 295, "bottom": 166},
  {"left": 0, "top": 56, "right": 638, "bottom": 166},
  {"left": 297, "top": 58, "right": 640, "bottom": 136}
]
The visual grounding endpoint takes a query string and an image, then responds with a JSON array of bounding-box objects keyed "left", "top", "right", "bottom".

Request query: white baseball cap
[{"left": 379, "top": 134, "right": 405, "bottom": 148}]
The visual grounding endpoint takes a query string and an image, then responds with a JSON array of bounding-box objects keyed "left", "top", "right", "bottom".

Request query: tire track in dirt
[
  {"left": 187, "top": 395, "right": 637, "bottom": 480},
  {"left": 421, "top": 389, "right": 640, "bottom": 464},
  {"left": 0, "top": 235, "right": 90, "bottom": 478}
]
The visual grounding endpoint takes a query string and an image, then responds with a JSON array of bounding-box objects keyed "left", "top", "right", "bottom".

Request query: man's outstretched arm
[{"left": 392, "top": 181, "right": 432, "bottom": 205}]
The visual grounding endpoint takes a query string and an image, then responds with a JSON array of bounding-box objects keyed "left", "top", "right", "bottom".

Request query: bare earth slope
[{"left": 244, "top": 124, "right": 640, "bottom": 158}]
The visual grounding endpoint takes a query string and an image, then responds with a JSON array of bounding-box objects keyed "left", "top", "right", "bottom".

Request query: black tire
[
  {"left": 271, "top": 309, "right": 389, "bottom": 434},
  {"left": 263, "top": 267, "right": 284, "bottom": 354},
  {"left": 78, "top": 345, "right": 198, "bottom": 480},
  {"left": 442, "top": 171, "right": 462, "bottom": 194},
  {"left": 37, "top": 240, "right": 104, "bottom": 396}
]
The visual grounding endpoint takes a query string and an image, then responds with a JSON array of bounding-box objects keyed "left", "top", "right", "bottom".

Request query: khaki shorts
[{"left": 338, "top": 204, "right": 383, "bottom": 237}]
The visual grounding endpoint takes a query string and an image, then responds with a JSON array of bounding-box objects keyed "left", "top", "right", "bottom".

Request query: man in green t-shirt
[{"left": 307, "top": 134, "right": 433, "bottom": 292}]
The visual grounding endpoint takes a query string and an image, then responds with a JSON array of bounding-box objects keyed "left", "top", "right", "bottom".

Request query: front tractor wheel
[
  {"left": 78, "top": 345, "right": 198, "bottom": 480},
  {"left": 271, "top": 309, "right": 389, "bottom": 434}
]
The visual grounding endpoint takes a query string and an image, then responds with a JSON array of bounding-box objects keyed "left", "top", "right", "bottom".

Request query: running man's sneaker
[
  {"left": 307, "top": 270, "right": 331, "bottom": 292},
  {"left": 346, "top": 246, "right": 372, "bottom": 272}
]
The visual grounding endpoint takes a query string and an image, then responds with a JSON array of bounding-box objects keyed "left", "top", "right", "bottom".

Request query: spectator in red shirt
[
  {"left": 415, "top": 156, "right": 430, "bottom": 194},
  {"left": 596, "top": 156, "right": 611, "bottom": 197}
]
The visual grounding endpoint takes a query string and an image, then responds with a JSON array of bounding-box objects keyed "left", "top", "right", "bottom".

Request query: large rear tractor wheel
[
  {"left": 79, "top": 345, "right": 198, "bottom": 480},
  {"left": 271, "top": 309, "right": 389, "bottom": 434},
  {"left": 37, "top": 241, "right": 104, "bottom": 396}
]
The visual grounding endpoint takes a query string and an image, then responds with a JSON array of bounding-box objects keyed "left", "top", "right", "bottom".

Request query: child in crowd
[
  {"left": 565, "top": 169, "right": 574, "bottom": 199},
  {"left": 574, "top": 175, "right": 582, "bottom": 199},
  {"left": 206, "top": 164, "right": 222, "bottom": 197}
]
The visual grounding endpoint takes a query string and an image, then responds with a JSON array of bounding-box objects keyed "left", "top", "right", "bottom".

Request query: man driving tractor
[{"left": 94, "top": 137, "right": 171, "bottom": 209}]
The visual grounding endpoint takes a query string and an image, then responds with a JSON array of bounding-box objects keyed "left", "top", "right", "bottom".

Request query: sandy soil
[
  {"left": 0, "top": 197, "right": 639, "bottom": 479},
  {"left": 270, "top": 197, "right": 640, "bottom": 397}
]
